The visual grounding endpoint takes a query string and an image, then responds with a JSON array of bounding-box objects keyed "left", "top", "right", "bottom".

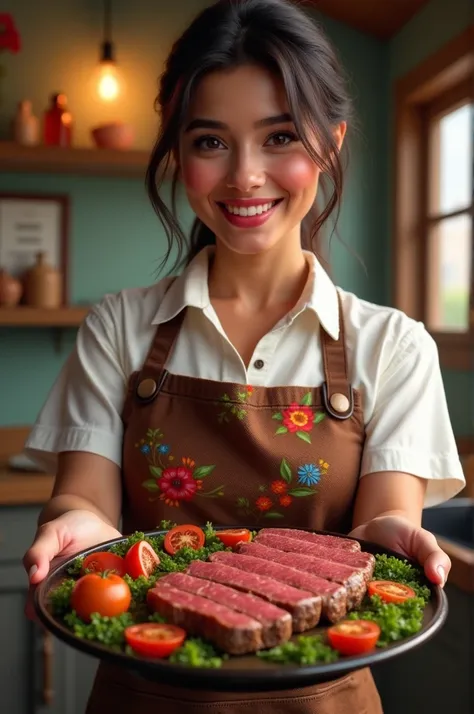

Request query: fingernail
[
  {"left": 29, "top": 565, "right": 38, "bottom": 580},
  {"left": 437, "top": 565, "right": 446, "bottom": 587}
]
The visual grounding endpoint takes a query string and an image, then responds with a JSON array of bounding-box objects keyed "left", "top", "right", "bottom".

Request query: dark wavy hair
[{"left": 146, "top": 0, "right": 352, "bottom": 273}]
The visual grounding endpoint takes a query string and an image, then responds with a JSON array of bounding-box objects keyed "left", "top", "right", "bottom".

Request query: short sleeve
[
  {"left": 24, "top": 302, "right": 128, "bottom": 474},
  {"left": 360, "top": 322, "right": 465, "bottom": 507}
]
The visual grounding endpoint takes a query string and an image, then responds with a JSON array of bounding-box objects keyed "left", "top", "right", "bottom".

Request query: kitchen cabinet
[{"left": 0, "top": 505, "right": 97, "bottom": 714}]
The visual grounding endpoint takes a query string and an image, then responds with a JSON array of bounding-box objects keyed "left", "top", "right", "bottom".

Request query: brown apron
[{"left": 86, "top": 300, "right": 383, "bottom": 714}]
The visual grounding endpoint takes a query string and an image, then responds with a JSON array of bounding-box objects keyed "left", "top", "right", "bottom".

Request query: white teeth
[{"left": 223, "top": 201, "right": 277, "bottom": 216}]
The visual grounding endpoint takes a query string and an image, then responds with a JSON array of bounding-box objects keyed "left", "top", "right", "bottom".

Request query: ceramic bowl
[{"left": 91, "top": 122, "right": 134, "bottom": 150}]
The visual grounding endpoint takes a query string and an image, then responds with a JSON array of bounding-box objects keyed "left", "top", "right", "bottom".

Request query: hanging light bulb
[{"left": 95, "top": 0, "right": 121, "bottom": 102}]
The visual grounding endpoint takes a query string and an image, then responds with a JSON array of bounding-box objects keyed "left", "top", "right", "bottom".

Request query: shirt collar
[{"left": 151, "top": 246, "right": 340, "bottom": 340}]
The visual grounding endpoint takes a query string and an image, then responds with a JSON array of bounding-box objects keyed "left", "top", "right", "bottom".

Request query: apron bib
[{"left": 86, "top": 299, "right": 383, "bottom": 714}]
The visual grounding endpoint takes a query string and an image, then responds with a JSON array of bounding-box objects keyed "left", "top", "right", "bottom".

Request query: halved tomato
[
  {"left": 71, "top": 572, "right": 131, "bottom": 622},
  {"left": 81, "top": 551, "right": 127, "bottom": 577},
  {"left": 215, "top": 528, "right": 252, "bottom": 549},
  {"left": 164, "top": 525, "right": 205, "bottom": 555},
  {"left": 367, "top": 580, "right": 416, "bottom": 604},
  {"left": 327, "top": 620, "right": 380, "bottom": 656},
  {"left": 124, "top": 623, "right": 186, "bottom": 658},
  {"left": 125, "top": 541, "right": 160, "bottom": 579}
]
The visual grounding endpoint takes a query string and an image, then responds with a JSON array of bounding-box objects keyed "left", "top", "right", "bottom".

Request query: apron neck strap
[
  {"left": 144, "top": 310, "right": 186, "bottom": 371},
  {"left": 320, "top": 291, "right": 354, "bottom": 419}
]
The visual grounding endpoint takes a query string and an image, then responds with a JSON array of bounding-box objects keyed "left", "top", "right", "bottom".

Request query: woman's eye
[
  {"left": 266, "top": 132, "right": 298, "bottom": 147},
  {"left": 193, "top": 136, "right": 225, "bottom": 151}
]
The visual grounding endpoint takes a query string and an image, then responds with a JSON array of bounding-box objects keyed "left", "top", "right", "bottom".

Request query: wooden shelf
[
  {"left": 0, "top": 305, "right": 89, "bottom": 327},
  {"left": 0, "top": 141, "right": 151, "bottom": 178}
]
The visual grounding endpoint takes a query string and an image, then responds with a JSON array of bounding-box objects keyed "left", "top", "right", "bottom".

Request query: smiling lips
[{"left": 217, "top": 198, "right": 283, "bottom": 228}]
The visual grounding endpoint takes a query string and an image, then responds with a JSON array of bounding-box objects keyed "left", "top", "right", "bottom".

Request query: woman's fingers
[
  {"left": 412, "top": 528, "right": 451, "bottom": 586},
  {"left": 22, "top": 524, "right": 62, "bottom": 584}
]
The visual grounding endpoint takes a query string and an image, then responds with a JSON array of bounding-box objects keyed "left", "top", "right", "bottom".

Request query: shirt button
[{"left": 254, "top": 359, "right": 265, "bottom": 370}]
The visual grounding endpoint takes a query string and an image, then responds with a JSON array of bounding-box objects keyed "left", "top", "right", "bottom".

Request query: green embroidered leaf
[
  {"left": 272, "top": 412, "right": 283, "bottom": 421},
  {"left": 258, "top": 485, "right": 267, "bottom": 492},
  {"left": 296, "top": 431, "right": 312, "bottom": 443},
  {"left": 221, "top": 393, "right": 231, "bottom": 402},
  {"left": 300, "top": 392, "right": 312, "bottom": 406},
  {"left": 264, "top": 512, "right": 285, "bottom": 519},
  {"left": 275, "top": 426, "right": 288, "bottom": 435},
  {"left": 193, "top": 465, "right": 216, "bottom": 479},
  {"left": 237, "top": 410, "right": 247, "bottom": 420},
  {"left": 313, "top": 412, "right": 326, "bottom": 424},
  {"left": 143, "top": 480, "right": 160, "bottom": 491},
  {"left": 280, "top": 458, "right": 292, "bottom": 483},
  {"left": 236, "top": 497, "right": 250, "bottom": 508},
  {"left": 236, "top": 391, "right": 247, "bottom": 401},
  {"left": 288, "top": 488, "right": 317, "bottom": 497},
  {"left": 149, "top": 466, "right": 162, "bottom": 478}
]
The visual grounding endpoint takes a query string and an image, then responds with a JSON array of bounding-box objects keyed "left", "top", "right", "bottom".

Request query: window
[{"left": 393, "top": 27, "right": 473, "bottom": 369}]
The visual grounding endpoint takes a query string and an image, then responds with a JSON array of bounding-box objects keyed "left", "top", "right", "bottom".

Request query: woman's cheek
[
  {"left": 181, "top": 159, "right": 224, "bottom": 196},
  {"left": 276, "top": 155, "right": 319, "bottom": 191}
]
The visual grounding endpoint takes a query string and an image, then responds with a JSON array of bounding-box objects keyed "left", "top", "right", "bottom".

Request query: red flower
[
  {"left": 279, "top": 495, "right": 293, "bottom": 507},
  {"left": 282, "top": 404, "right": 313, "bottom": 432},
  {"left": 247, "top": 386, "right": 254, "bottom": 395},
  {"left": 159, "top": 466, "right": 197, "bottom": 502},
  {"left": 270, "top": 480, "right": 287, "bottom": 495},
  {"left": 255, "top": 496, "right": 273, "bottom": 511},
  {"left": 0, "top": 14, "right": 21, "bottom": 54}
]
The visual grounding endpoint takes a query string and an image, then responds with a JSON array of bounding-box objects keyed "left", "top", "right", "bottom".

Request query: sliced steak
[
  {"left": 187, "top": 559, "right": 321, "bottom": 632},
  {"left": 158, "top": 572, "right": 292, "bottom": 648},
  {"left": 259, "top": 528, "right": 361, "bottom": 552},
  {"left": 147, "top": 583, "right": 263, "bottom": 655},
  {"left": 212, "top": 549, "right": 347, "bottom": 623},
  {"left": 234, "top": 542, "right": 366, "bottom": 609},
  {"left": 255, "top": 532, "right": 374, "bottom": 582}
]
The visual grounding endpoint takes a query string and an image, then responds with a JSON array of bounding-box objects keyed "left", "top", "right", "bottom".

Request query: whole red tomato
[{"left": 71, "top": 572, "right": 131, "bottom": 622}]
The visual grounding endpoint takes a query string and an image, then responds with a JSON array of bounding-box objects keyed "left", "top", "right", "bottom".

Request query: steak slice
[
  {"left": 211, "top": 550, "right": 347, "bottom": 623},
  {"left": 259, "top": 528, "right": 361, "bottom": 552},
  {"left": 234, "top": 542, "right": 366, "bottom": 609},
  {"left": 158, "top": 572, "right": 292, "bottom": 648},
  {"left": 147, "top": 583, "right": 263, "bottom": 655},
  {"left": 255, "top": 532, "right": 374, "bottom": 582},
  {"left": 187, "top": 559, "right": 321, "bottom": 632}
]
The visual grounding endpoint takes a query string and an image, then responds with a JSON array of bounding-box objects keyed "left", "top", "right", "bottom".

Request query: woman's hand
[
  {"left": 23, "top": 509, "right": 122, "bottom": 619},
  {"left": 350, "top": 514, "right": 450, "bottom": 587}
]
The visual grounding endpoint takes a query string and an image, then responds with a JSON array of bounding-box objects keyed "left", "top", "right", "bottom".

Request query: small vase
[
  {"left": 0, "top": 268, "right": 23, "bottom": 306},
  {"left": 12, "top": 99, "right": 39, "bottom": 146},
  {"left": 23, "top": 252, "right": 63, "bottom": 308}
]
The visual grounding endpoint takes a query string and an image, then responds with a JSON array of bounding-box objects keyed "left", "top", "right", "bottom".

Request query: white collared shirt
[{"left": 25, "top": 248, "right": 465, "bottom": 507}]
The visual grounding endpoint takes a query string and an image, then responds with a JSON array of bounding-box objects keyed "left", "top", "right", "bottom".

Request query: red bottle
[{"left": 43, "top": 93, "right": 73, "bottom": 147}]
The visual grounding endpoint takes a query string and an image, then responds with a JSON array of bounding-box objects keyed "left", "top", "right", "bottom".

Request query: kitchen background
[{"left": 0, "top": 1, "right": 472, "bottom": 713}]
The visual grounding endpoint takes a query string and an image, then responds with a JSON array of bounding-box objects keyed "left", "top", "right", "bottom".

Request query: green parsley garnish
[
  {"left": 169, "top": 638, "right": 224, "bottom": 668},
  {"left": 257, "top": 635, "right": 339, "bottom": 664},
  {"left": 347, "top": 594, "right": 426, "bottom": 646},
  {"left": 373, "top": 554, "right": 431, "bottom": 603}
]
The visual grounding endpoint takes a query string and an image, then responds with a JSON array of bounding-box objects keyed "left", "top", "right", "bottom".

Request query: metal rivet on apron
[
  {"left": 329, "top": 392, "right": 350, "bottom": 413},
  {"left": 254, "top": 359, "right": 265, "bottom": 370},
  {"left": 137, "top": 377, "right": 157, "bottom": 400}
]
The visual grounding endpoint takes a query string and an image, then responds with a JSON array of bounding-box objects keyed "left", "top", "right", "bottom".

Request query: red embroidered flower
[
  {"left": 279, "top": 495, "right": 293, "bottom": 507},
  {"left": 270, "top": 480, "right": 287, "bottom": 495},
  {"left": 247, "top": 386, "right": 254, "bottom": 395},
  {"left": 255, "top": 496, "right": 273, "bottom": 511},
  {"left": 282, "top": 404, "right": 313, "bottom": 432},
  {"left": 159, "top": 467, "right": 197, "bottom": 502}
]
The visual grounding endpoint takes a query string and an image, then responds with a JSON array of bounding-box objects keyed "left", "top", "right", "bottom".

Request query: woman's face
[{"left": 179, "top": 64, "right": 345, "bottom": 257}]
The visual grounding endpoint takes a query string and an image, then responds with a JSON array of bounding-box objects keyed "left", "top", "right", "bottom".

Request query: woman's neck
[{"left": 208, "top": 240, "right": 309, "bottom": 312}]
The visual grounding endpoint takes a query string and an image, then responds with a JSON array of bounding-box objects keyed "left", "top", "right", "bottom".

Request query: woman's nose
[{"left": 225, "top": 151, "right": 266, "bottom": 192}]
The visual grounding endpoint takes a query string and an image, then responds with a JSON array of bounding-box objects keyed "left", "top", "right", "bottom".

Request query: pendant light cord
[{"left": 103, "top": 0, "right": 112, "bottom": 44}]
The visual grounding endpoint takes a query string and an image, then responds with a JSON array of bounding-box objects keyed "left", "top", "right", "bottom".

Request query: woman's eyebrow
[{"left": 184, "top": 113, "right": 293, "bottom": 132}]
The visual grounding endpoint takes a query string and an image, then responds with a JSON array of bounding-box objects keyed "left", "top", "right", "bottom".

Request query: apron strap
[{"left": 320, "top": 291, "right": 354, "bottom": 420}]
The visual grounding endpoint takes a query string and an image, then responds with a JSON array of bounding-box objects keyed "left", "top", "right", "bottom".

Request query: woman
[{"left": 23, "top": 0, "right": 465, "bottom": 712}]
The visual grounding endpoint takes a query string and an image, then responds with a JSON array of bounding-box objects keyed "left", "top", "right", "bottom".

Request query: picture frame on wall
[{"left": 0, "top": 193, "right": 70, "bottom": 305}]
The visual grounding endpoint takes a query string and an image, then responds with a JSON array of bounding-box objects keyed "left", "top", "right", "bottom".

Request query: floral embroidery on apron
[{"left": 272, "top": 392, "right": 326, "bottom": 443}]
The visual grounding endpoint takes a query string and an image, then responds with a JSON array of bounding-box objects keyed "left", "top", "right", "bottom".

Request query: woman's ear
[{"left": 333, "top": 121, "right": 347, "bottom": 151}]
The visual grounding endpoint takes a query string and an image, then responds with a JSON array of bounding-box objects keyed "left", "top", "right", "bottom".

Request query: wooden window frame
[{"left": 393, "top": 26, "right": 474, "bottom": 370}]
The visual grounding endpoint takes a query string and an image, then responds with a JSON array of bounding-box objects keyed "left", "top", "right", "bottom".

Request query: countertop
[{"left": 0, "top": 465, "right": 54, "bottom": 505}]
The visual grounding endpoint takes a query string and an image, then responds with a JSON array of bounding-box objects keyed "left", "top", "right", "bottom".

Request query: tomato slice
[
  {"left": 81, "top": 551, "right": 127, "bottom": 577},
  {"left": 163, "top": 525, "right": 205, "bottom": 555},
  {"left": 327, "top": 620, "right": 380, "bottom": 656},
  {"left": 367, "top": 580, "right": 416, "bottom": 604},
  {"left": 125, "top": 623, "right": 186, "bottom": 658},
  {"left": 125, "top": 541, "right": 160, "bottom": 579},
  {"left": 215, "top": 528, "right": 252, "bottom": 549}
]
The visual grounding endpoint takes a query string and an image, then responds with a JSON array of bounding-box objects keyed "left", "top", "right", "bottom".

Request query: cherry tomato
[
  {"left": 125, "top": 541, "right": 160, "bottom": 579},
  {"left": 124, "top": 623, "right": 186, "bottom": 658},
  {"left": 70, "top": 572, "right": 131, "bottom": 622},
  {"left": 215, "top": 528, "right": 252, "bottom": 549},
  {"left": 367, "top": 580, "right": 416, "bottom": 604},
  {"left": 163, "top": 525, "right": 205, "bottom": 555},
  {"left": 81, "top": 551, "right": 127, "bottom": 577},
  {"left": 327, "top": 620, "right": 380, "bottom": 656}
]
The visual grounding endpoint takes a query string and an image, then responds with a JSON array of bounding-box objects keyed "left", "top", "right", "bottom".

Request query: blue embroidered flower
[
  {"left": 297, "top": 464, "right": 321, "bottom": 487},
  {"left": 157, "top": 444, "right": 170, "bottom": 454},
  {"left": 140, "top": 444, "right": 151, "bottom": 455}
]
